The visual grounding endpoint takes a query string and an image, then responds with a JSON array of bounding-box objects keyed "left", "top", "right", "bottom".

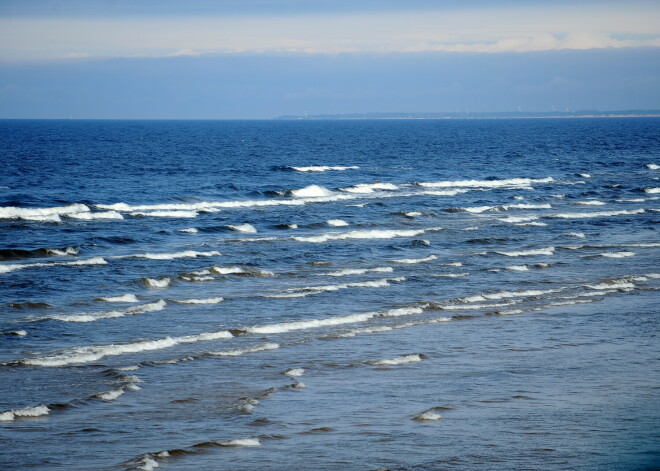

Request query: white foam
[
  {"left": 265, "top": 277, "right": 405, "bottom": 298},
  {"left": 404, "top": 211, "right": 423, "bottom": 217},
  {"left": 431, "top": 273, "right": 469, "bottom": 278},
  {"left": 283, "top": 368, "right": 305, "bottom": 377},
  {"left": 142, "top": 278, "right": 171, "bottom": 289},
  {"left": 443, "top": 262, "right": 463, "bottom": 267},
  {"left": 327, "top": 219, "right": 349, "bottom": 226},
  {"left": 2, "top": 330, "right": 27, "bottom": 336},
  {"left": 290, "top": 165, "right": 359, "bottom": 172},
  {"left": 565, "top": 232, "right": 586, "bottom": 238},
  {"left": 548, "top": 209, "right": 644, "bottom": 218},
  {"left": 321, "top": 267, "right": 393, "bottom": 277},
  {"left": 130, "top": 210, "right": 199, "bottom": 218},
  {"left": 226, "top": 224, "right": 257, "bottom": 233},
  {"left": 218, "top": 438, "right": 261, "bottom": 447},
  {"left": 0, "top": 405, "right": 50, "bottom": 421},
  {"left": 290, "top": 185, "right": 334, "bottom": 198},
  {"left": 67, "top": 211, "right": 124, "bottom": 220},
  {"left": 293, "top": 227, "right": 440, "bottom": 243},
  {"left": 96, "top": 388, "right": 125, "bottom": 401},
  {"left": 415, "top": 177, "right": 553, "bottom": 189},
  {"left": 380, "top": 306, "right": 426, "bottom": 317},
  {"left": 495, "top": 247, "right": 555, "bottom": 257},
  {"left": 499, "top": 216, "right": 540, "bottom": 223},
  {"left": 577, "top": 173, "right": 591, "bottom": 178},
  {"left": 389, "top": 255, "right": 437, "bottom": 264},
  {"left": 646, "top": 163, "right": 660, "bottom": 170},
  {"left": 48, "top": 300, "right": 166, "bottom": 323},
  {"left": 0, "top": 257, "right": 107, "bottom": 274},
  {"left": 643, "top": 187, "right": 660, "bottom": 194},
  {"left": 572, "top": 200, "right": 606, "bottom": 206},
  {"left": 21, "top": 328, "right": 233, "bottom": 366},
  {"left": 586, "top": 281, "right": 635, "bottom": 290},
  {"left": 178, "top": 227, "right": 198, "bottom": 233},
  {"left": 247, "top": 312, "right": 376, "bottom": 334},
  {"left": 594, "top": 251, "right": 635, "bottom": 258},
  {"left": 371, "top": 354, "right": 423, "bottom": 366},
  {"left": 413, "top": 410, "right": 442, "bottom": 421},
  {"left": 172, "top": 297, "right": 224, "bottom": 304},
  {"left": 339, "top": 182, "right": 398, "bottom": 193},
  {"left": 462, "top": 205, "right": 496, "bottom": 213},
  {"left": 505, "top": 203, "right": 552, "bottom": 210},
  {"left": 121, "top": 250, "right": 221, "bottom": 260},
  {"left": 461, "top": 289, "right": 557, "bottom": 303},
  {"left": 0, "top": 203, "right": 90, "bottom": 220},
  {"left": 209, "top": 343, "right": 280, "bottom": 357},
  {"left": 45, "top": 247, "right": 79, "bottom": 257},
  {"left": 210, "top": 266, "right": 273, "bottom": 276},
  {"left": 96, "top": 294, "right": 139, "bottom": 303},
  {"left": 515, "top": 222, "right": 548, "bottom": 227},
  {"left": 504, "top": 265, "right": 529, "bottom": 271}
]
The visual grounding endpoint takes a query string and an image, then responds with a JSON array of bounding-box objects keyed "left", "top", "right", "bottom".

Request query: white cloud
[{"left": 0, "top": 4, "right": 659, "bottom": 61}]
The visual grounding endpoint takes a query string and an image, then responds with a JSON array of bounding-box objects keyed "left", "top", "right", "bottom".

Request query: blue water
[{"left": 0, "top": 118, "right": 659, "bottom": 470}]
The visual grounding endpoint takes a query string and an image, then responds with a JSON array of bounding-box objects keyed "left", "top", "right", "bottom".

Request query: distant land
[{"left": 274, "top": 110, "right": 660, "bottom": 120}]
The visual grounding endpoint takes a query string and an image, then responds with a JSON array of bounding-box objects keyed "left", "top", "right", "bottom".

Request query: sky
[{"left": 0, "top": 0, "right": 659, "bottom": 118}]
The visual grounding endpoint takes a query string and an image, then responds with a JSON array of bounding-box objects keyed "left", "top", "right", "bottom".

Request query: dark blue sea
[{"left": 0, "top": 118, "right": 659, "bottom": 471}]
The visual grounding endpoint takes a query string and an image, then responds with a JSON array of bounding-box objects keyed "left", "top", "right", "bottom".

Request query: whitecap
[
  {"left": 289, "top": 185, "right": 334, "bottom": 198},
  {"left": 495, "top": 247, "right": 555, "bottom": 257},
  {"left": 389, "top": 255, "right": 437, "bottom": 264},
  {"left": 646, "top": 163, "right": 659, "bottom": 170},
  {"left": 371, "top": 354, "right": 423, "bottom": 366},
  {"left": 0, "top": 203, "right": 90, "bottom": 220},
  {"left": 130, "top": 210, "right": 199, "bottom": 218},
  {"left": 209, "top": 343, "right": 280, "bottom": 357},
  {"left": 643, "top": 187, "right": 660, "bottom": 194},
  {"left": 547, "top": 209, "right": 644, "bottom": 218},
  {"left": 290, "top": 165, "right": 359, "bottom": 172},
  {"left": 47, "top": 300, "right": 166, "bottom": 323},
  {"left": 172, "top": 297, "right": 224, "bottom": 305},
  {"left": 565, "top": 232, "right": 586, "bottom": 238},
  {"left": 226, "top": 223, "right": 257, "bottom": 233},
  {"left": 594, "top": 251, "right": 635, "bottom": 258},
  {"left": 0, "top": 405, "right": 50, "bottom": 421},
  {"left": 218, "top": 438, "right": 261, "bottom": 447},
  {"left": 413, "top": 409, "right": 442, "bottom": 421},
  {"left": 571, "top": 200, "right": 606, "bottom": 206},
  {"left": 96, "top": 294, "right": 139, "bottom": 303},
  {"left": 141, "top": 277, "right": 171, "bottom": 289},
  {"left": 0, "top": 257, "right": 107, "bottom": 275},
  {"left": 283, "top": 368, "right": 305, "bottom": 377},
  {"left": 121, "top": 250, "right": 220, "bottom": 260},
  {"left": 321, "top": 267, "right": 393, "bottom": 277},
  {"left": 415, "top": 177, "right": 553, "bottom": 189},
  {"left": 504, "top": 265, "right": 529, "bottom": 271},
  {"left": 327, "top": 219, "right": 349, "bottom": 226},
  {"left": 293, "top": 227, "right": 440, "bottom": 243},
  {"left": 178, "top": 227, "right": 198, "bottom": 233},
  {"left": 339, "top": 182, "right": 398, "bottom": 193},
  {"left": 67, "top": 211, "right": 124, "bottom": 220}
]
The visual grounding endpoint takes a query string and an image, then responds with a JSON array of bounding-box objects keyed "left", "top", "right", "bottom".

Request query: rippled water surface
[{"left": 1, "top": 119, "right": 659, "bottom": 470}]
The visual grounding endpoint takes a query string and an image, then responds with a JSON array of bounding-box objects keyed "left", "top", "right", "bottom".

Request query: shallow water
[{"left": 0, "top": 118, "right": 659, "bottom": 470}]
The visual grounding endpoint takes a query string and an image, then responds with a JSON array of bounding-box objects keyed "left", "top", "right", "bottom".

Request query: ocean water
[{"left": 0, "top": 118, "right": 658, "bottom": 471}]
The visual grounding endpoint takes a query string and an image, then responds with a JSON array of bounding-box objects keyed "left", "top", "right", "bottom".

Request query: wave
[
  {"left": 16, "top": 328, "right": 234, "bottom": 367},
  {"left": 171, "top": 297, "right": 224, "bottom": 305},
  {"left": 283, "top": 368, "right": 305, "bottom": 377},
  {"left": 0, "top": 246, "right": 78, "bottom": 261},
  {"left": 130, "top": 210, "right": 199, "bottom": 218},
  {"left": 0, "top": 203, "right": 90, "bottom": 220},
  {"left": 412, "top": 409, "right": 443, "bottom": 421},
  {"left": 0, "top": 330, "right": 27, "bottom": 336},
  {"left": 571, "top": 200, "right": 606, "bottom": 206},
  {"left": 389, "top": 255, "right": 437, "bottom": 264},
  {"left": 208, "top": 343, "right": 280, "bottom": 358},
  {"left": 264, "top": 277, "right": 405, "bottom": 298},
  {"left": 546, "top": 209, "right": 644, "bottom": 219},
  {"left": 339, "top": 183, "right": 398, "bottom": 193},
  {"left": 226, "top": 224, "right": 257, "bottom": 233},
  {"left": 0, "top": 257, "right": 107, "bottom": 274},
  {"left": 218, "top": 438, "right": 261, "bottom": 447},
  {"left": 320, "top": 267, "right": 393, "bottom": 277},
  {"left": 96, "top": 294, "right": 139, "bottom": 303},
  {"left": 178, "top": 227, "right": 198, "bottom": 233},
  {"left": 0, "top": 404, "right": 50, "bottom": 422},
  {"left": 643, "top": 187, "right": 660, "bottom": 194},
  {"left": 499, "top": 216, "right": 540, "bottom": 223},
  {"left": 119, "top": 250, "right": 221, "bottom": 260},
  {"left": 565, "top": 232, "right": 586, "bottom": 238},
  {"left": 44, "top": 300, "right": 166, "bottom": 323},
  {"left": 289, "top": 185, "right": 335, "bottom": 198},
  {"left": 503, "top": 265, "right": 529, "bottom": 271},
  {"left": 415, "top": 177, "right": 553, "bottom": 189},
  {"left": 210, "top": 266, "right": 273, "bottom": 277},
  {"left": 293, "top": 227, "right": 441, "bottom": 243},
  {"left": 289, "top": 165, "right": 359, "bottom": 172},
  {"left": 495, "top": 247, "right": 555, "bottom": 257},
  {"left": 140, "top": 277, "right": 171, "bottom": 289},
  {"left": 371, "top": 354, "right": 423, "bottom": 366},
  {"left": 67, "top": 211, "right": 124, "bottom": 220},
  {"left": 327, "top": 219, "right": 349, "bottom": 227},
  {"left": 593, "top": 251, "right": 635, "bottom": 258}
]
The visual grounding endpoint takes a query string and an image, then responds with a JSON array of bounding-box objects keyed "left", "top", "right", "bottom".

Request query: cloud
[{"left": 0, "top": 3, "right": 659, "bottom": 61}]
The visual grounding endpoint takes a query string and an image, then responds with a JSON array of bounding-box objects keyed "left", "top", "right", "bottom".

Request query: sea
[{"left": 0, "top": 118, "right": 658, "bottom": 471}]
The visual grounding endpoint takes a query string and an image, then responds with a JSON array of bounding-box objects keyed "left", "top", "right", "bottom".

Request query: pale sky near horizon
[{"left": 1, "top": 0, "right": 659, "bottom": 118}]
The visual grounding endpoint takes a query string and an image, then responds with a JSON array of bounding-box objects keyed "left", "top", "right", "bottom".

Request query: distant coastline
[{"left": 274, "top": 110, "right": 660, "bottom": 120}]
